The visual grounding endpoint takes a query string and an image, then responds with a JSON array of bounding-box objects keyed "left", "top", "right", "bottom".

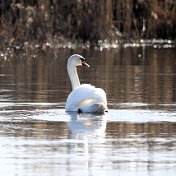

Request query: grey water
[{"left": 0, "top": 45, "right": 176, "bottom": 176}]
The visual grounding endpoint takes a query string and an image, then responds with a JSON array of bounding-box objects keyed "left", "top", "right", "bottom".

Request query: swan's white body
[{"left": 65, "top": 54, "right": 107, "bottom": 113}]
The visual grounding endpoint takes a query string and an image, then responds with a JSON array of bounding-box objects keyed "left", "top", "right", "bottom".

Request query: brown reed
[{"left": 0, "top": 0, "right": 175, "bottom": 46}]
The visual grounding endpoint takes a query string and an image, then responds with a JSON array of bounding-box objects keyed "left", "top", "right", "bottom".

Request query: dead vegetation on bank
[{"left": 0, "top": 0, "right": 175, "bottom": 46}]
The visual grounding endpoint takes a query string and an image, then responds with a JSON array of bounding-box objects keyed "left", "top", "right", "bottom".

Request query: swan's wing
[{"left": 65, "top": 84, "right": 107, "bottom": 112}]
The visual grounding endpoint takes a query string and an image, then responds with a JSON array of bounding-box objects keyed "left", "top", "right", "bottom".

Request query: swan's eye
[{"left": 80, "top": 57, "right": 85, "bottom": 61}]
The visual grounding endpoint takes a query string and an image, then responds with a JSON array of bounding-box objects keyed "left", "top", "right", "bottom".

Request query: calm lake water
[{"left": 0, "top": 43, "right": 176, "bottom": 176}]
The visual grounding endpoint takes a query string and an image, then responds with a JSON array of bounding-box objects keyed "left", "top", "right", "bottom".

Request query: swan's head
[{"left": 68, "top": 54, "right": 90, "bottom": 68}]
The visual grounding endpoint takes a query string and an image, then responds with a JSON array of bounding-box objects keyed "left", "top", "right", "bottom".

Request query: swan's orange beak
[{"left": 82, "top": 61, "right": 90, "bottom": 68}]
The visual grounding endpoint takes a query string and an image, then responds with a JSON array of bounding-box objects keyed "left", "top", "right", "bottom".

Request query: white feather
[{"left": 66, "top": 84, "right": 107, "bottom": 113}]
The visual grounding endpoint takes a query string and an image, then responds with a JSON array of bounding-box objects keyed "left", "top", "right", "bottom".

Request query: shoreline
[{"left": 0, "top": 39, "right": 175, "bottom": 61}]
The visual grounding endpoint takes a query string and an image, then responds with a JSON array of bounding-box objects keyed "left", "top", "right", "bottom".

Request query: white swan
[{"left": 65, "top": 54, "right": 108, "bottom": 113}]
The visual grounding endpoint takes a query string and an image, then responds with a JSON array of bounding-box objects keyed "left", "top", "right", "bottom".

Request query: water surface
[{"left": 0, "top": 46, "right": 176, "bottom": 175}]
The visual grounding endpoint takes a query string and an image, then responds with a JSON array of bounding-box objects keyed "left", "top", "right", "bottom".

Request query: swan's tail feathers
[
  {"left": 77, "top": 99, "right": 108, "bottom": 114},
  {"left": 90, "top": 103, "right": 108, "bottom": 114},
  {"left": 79, "top": 101, "right": 107, "bottom": 114}
]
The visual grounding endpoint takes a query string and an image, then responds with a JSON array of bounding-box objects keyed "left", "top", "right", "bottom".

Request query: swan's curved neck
[{"left": 67, "top": 62, "right": 80, "bottom": 90}]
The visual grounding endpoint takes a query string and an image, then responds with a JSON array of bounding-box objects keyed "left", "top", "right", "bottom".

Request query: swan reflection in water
[
  {"left": 66, "top": 112, "right": 107, "bottom": 138},
  {"left": 66, "top": 112, "right": 108, "bottom": 172}
]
